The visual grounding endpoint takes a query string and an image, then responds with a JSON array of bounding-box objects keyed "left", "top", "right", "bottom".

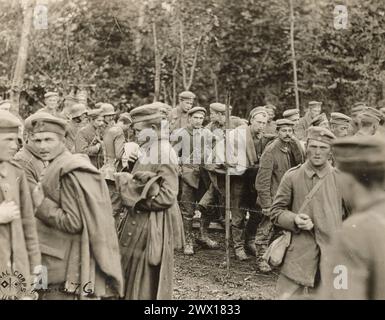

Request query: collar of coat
[{"left": 303, "top": 160, "right": 332, "bottom": 179}]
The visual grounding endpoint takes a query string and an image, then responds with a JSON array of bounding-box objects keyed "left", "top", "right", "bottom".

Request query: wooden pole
[
  {"left": 152, "top": 22, "right": 161, "bottom": 102},
  {"left": 289, "top": 0, "right": 300, "bottom": 111},
  {"left": 224, "top": 91, "right": 231, "bottom": 274}
]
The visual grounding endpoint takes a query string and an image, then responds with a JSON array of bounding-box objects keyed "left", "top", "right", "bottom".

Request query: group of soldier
[{"left": 0, "top": 89, "right": 385, "bottom": 300}]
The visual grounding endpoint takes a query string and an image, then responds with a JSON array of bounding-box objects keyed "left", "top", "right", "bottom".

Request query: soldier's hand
[
  {"left": 294, "top": 213, "right": 314, "bottom": 231},
  {"left": 32, "top": 183, "right": 45, "bottom": 208},
  {"left": 262, "top": 208, "right": 271, "bottom": 216},
  {"left": 0, "top": 201, "right": 20, "bottom": 224}
]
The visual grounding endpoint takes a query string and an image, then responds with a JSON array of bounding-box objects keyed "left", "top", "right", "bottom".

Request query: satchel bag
[{"left": 263, "top": 173, "right": 329, "bottom": 267}]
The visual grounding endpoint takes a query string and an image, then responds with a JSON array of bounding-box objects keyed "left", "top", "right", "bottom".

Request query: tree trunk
[
  {"left": 289, "top": 0, "right": 300, "bottom": 111},
  {"left": 153, "top": 22, "right": 161, "bottom": 102},
  {"left": 10, "top": 0, "right": 35, "bottom": 115},
  {"left": 172, "top": 55, "right": 179, "bottom": 107},
  {"left": 178, "top": 19, "right": 188, "bottom": 90}
]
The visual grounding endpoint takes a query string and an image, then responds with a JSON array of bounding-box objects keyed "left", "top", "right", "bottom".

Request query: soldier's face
[
  {"left": 180, "top": 99, "right": 194, "bottom": 112},
  {"left": 250, "top": 114, "right": 267, "bottom": 134},
  {"left": 332, "top": 124, "right": 349, "bottom": 138},
  {"left": 189, "top": 112, "right": 205, "bottom": 129},
  {"left": 306, "top": 139, "right": 331, "bottom": 167},
  {"left": 278, "top": 126, "right": 293, "bottom": 143},
  {"left": 104, "top": 115, "right": 115, "bottom": 125},
  {"left": 94, "top": 116, "right": 105, "bottom": 128},
  {"left": 309, "top": 106, "right": 321, "bottom": 119},
  {"left": 0, "top": 133, "right": 18, "bottom": 161},
  {"left": 266, "top": 109, "right": 275, "bottom": 120},
  {"left": 45, "top": 96, "right": 59, "bottom": 110},
  {"left": 32, "top": 132, "right": 66, "bottom": 161}
]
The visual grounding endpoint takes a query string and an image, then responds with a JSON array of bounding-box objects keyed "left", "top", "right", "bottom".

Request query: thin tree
[
  {"left": 153, "top": 21, "right": 161, "bottom": 102},
  {"left": 289, "top": 0, "right": 300, "bottom": 111},
  {"left": 10, "top": 0, "right": 35, "bottom": 115}
]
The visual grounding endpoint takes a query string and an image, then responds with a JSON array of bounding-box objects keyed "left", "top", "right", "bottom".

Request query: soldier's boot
[
  {"left": 256, "top": 244, "right": 272, "bottom": 273},
  {"left": 232, "top": 226, "right": 249, "bottom": 261},
  {"left": 183, "top": 217, "right": 195, "bottom": 255},
  {"left": 197, "top": 217, "right": 219, "bottom": 249},
  {"left": 244, "top": 240, "right": 257, "bottom": 257}
]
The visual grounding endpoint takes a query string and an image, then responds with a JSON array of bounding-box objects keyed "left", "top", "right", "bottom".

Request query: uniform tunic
[
  {"left": 270, "top": 161, "right": 348, "bottom": 289},
  {"left": 119, "top": 138, "right": 183, "bottom": 300}
]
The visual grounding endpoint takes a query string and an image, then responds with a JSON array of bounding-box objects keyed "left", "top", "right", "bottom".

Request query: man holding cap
[
  {"left": 170, "top": 91, "right": 196, "bottom": 132},
  {"left": 37, "top": 92, "right": 60, "bottom": 117},
  {"left": 296, "top": 101, "right": 322, "bottom": 140},
  {"left": 0, "top": 110, "right": 42, "bottom": 299},
  {"left": 330, "top": 112, "right": 352, "bottom": 138},
  {"left": 119, "top": 103, "right": 183, "bottom": 299},
  {"left": 29, "top": 113, "right": 123, "bottom": 299},
  {"left": 255, "top": 119, "right": 305, "bottom": 272},
  {"left": 270, "top": 126, "right": 349, "bottom": 299},
  {"left": 320, "top": 136, "right": 385, "bottom": 299},
  {"left": 74, "top": 108, "right": 105, "bottom": 169}
]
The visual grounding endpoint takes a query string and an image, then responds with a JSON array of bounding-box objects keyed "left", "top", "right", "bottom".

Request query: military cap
[
  {"left": 87, "top": 108, "right": 102, "bottom": 119},
  {"left": 307, "top": 126, "right": 336, "bottom": 145},
  {"left": 188, "top": 106, "right": 207, "bottom": 116},
  {"left": 25, "top": 112, "right": 51, "bottom": 133},
  {"left": 70, "top": 103, "right": 88, "bottom": 119},
  {"left": 276, "top": 119, "right": 295, "bottom": 127},
  {"left": 283, "top": 109, "right": 299, "bottom": 119},
  {"left": 351, "top": 102, "right": 367, "bottom": 114},
  {"left": 209, "top": 103, "right": 232, "bottom": 113},
  {"left": 30, "top": 113, "right": 67, "bottom": 136},
  {"left": 179, "top": 91, "right": 196, "bottom": 100},
  {"left": 357, "top": 110, "right": 380, "bottom": 124},
  {"left": 0, "top": 99, "right": 11, "bottom": 107},
  {"left": 118, "top": 112, "right": 132, "bottom": 123},
  {"left": 44, "top": 92, "right": 59, "bottom": 99},
  {"left": 308, "top": 101, "right": 322, "bottom": 107},
  {"left": 310, "top": 113, "right": 328, "bottom": 126},
  {"left": 265, "top": 104, "right": 276, "bottom": 111},
  {"left": 332, "top": 136, "right": 385, "bottom": 172},
  {"left": 249, "top": 106, "right": 268, "bottom": 120},
  {"left": 130, "top": 103, "right": 163, "bottom": 124},
  {"left": 0, "top": 110, "right": 22, "bottom": 133},
  {"left": 365, "top": 107, "right": 383, "bottom": 121},
  {"left": 100, "top": 103, "right": 116, "bottom": 116},
  {"left": 330, "top": 112, "right": 352, "bottom": 125}
]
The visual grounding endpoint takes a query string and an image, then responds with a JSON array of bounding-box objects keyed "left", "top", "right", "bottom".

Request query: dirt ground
[{"left": 173, "top": 229, "right": 278, "bottom": 300}]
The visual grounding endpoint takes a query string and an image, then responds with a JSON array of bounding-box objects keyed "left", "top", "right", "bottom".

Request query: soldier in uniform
[
  {"left": 320, "top": 136, "right": 385, "bottom": 300},
  {"left": 100, "top": 103, "right": 117, "bottom": 129},
  {"left": 354, "top": 108, "right": 380, "bottom": 137},
  {"left": 296, "top": 101, "right": 322, "bottom": 140},
  {"left": 14, "top": 112, "right": 49, "bottom": 193},
  {"left": 74, "top": 108, "right": 105, "bottom": 169},
  {"left": 29, "top": 113, "right": 123, "bottom": 300},
  {"left": 58, "top": 94, "right": 77, "bottom": 120},
  {"left": 255, "top": 119, "right": 305, "bottom": 272},
  {"left": 264, "top": 104, "right": 277, "bottom": 134},
  {"left": 172, "top": 106, "right": 213, "bottom": 255},
  {"left": 118, "top": 103, "right": 183, "bottom": 299},
  {"left": 170, "top": 91, "right": 196, "bottom": 131},
  {"left": 36, "top": 92, "right": 60, "bottom": 117},
  {"left": 329, "top": 112, "right": 352, "bottom": 138},
  {"left": 0, "top": 110, "right": 41, "bottom": 298},
  {"left": 309, "top": 113, "right": 329, "bottom": 129},
  {"left": 65, "top": 103, "right": 88, "bottom": 152},
  {"left": 349, "top": 102, "right": 366, "bottom": 135},
  {"left": 101, "top": 112, "right": 132, "bottom": 220},
  {"left": 270, "top": 126, "right": 349, "bottom": 299}
]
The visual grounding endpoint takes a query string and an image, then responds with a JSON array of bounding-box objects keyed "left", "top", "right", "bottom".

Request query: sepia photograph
[{"left": 0, "top": 0, "right": 384, "bottom": 312}]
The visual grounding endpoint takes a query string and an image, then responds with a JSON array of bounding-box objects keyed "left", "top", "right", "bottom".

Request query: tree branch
[{"left": 186, "top": 34, "right": 203, "bottom": 90}]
